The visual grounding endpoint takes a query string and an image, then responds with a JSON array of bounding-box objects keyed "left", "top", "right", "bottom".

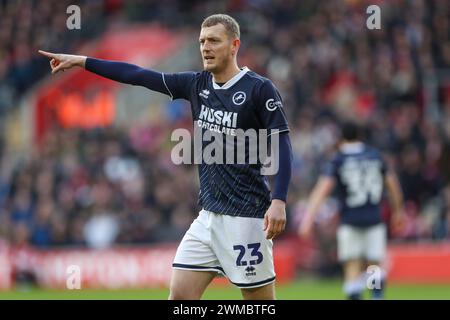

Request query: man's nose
[{"left": 203, "top": 41, "right": 212, "bottom": 51}]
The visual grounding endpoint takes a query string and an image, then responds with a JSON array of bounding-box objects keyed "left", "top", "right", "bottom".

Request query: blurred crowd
[
  {"left": 0, "top": 0, "right": 110, "bottom": 117},
  {"left": 1, "top": 0, "right": 450, "bottom": 249},
  {"left": 0, "top": 125, "right": 199, "bottom": 248}
]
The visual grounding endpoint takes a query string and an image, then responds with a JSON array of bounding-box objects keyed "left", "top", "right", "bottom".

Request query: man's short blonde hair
[{"left": 201, "top": 14, "right": 240, "bottom": 39}]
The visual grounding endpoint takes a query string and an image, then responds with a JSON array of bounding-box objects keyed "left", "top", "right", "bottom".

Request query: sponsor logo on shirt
[
  {"left": 265, "top": 98, "right": 282, "bottom": 111},
  {"left": 198, "top": 104, "right": 238, "bottom": 135}
]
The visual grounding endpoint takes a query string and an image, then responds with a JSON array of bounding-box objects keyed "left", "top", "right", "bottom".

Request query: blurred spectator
[
  {"left": 30, "top": 198, "right": 54, "bottom": 248},
  {"left": 83, "top": 211, "right": 119, "bottom": 249}
]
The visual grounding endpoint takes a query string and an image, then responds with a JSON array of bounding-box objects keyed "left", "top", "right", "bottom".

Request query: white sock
[{"left": 343, "top": 278, "right": 365, "bottom": 296}]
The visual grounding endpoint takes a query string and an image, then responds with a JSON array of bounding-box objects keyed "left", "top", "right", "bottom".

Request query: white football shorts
[
  {"left": 337, "top": 223, "right": 386, "bottom": 262},
  {"left": 172, "top": 209, "right": 276, "bottom": 289}
]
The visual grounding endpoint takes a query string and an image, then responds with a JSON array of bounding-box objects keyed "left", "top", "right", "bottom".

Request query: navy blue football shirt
[
  {"left": 163, "top": 67, "right": 289, "bottom": 218},
  {"left": 322, "top": 142, "right": 387, "bottom": 226}
]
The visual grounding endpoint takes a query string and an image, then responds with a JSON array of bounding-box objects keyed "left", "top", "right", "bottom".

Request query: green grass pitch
[{"left": 0, "top": 278, "right": 449, "bottom": 300}]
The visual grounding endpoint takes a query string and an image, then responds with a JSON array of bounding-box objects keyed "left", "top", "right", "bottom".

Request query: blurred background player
[
  {"left": 38, "top": 14, "right": 293, "bottom": 300},
  {"left": 298, "top": 121, "right": 404, "bottom": 299}
]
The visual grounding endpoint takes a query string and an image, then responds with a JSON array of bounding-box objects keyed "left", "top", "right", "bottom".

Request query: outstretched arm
[
  {"left": 38, "top": 50, "right": 169, "bottom": 95},
  {"left": 297, "top": 176, "right": 335, "bottom": 239}
]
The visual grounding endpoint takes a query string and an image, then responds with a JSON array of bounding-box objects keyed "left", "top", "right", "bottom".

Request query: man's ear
[{"left": 231, "top": 38, "right": 240, "bottom": 56}]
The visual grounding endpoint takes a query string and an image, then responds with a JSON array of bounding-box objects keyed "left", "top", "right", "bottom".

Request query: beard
[{"left": 203, "top": 56, "right": 231, "bottom": 73}]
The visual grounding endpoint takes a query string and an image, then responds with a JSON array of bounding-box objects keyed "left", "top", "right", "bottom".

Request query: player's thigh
[
  {"left": 169, "top": 269, "right": 216, "bottom": 300},
  {"left": 172, "top": 209, "right": 222, "bottom": 271},
  {"left": 337, "top": 224, "right": 364, "bottom": 262},
  {"left": 241, "top": 282, "right": 275, "bottom": 300},
  {"left": 364, "top": 224, "right": 386, "bottom": 262},
  {"left": 170, "top": 210, "right": 222, "bottom": 299}
]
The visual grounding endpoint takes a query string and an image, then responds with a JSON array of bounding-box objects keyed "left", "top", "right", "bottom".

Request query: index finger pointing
[{"left": 38, "top": 50, "right": 56, "bottom": 59}]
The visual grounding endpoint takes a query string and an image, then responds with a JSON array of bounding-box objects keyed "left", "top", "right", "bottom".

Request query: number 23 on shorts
[{"left": 233, "top": 243, "right": 263, "bottom": 266}]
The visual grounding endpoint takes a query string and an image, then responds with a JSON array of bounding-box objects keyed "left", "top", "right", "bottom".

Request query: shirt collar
[{"left": 212, "top": 67, "right": 249, "bottom": 90}]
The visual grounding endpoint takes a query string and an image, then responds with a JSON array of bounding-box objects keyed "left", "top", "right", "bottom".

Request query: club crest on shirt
[{"left": 232, "top": 91, "right": 246, "bottom": 105}]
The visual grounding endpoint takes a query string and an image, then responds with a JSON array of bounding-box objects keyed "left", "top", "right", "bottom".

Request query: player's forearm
[
  {"left": 84, "top": 57, "right": 169, "bottom": 94},
  {"left": 304, "top": 177, "right": 334, "bottom": 219},
  {"left": 386, "top": 174, "right": 404, "bottom": 214},
  {"left": 304, "top": 188, "right": 325, "bottom": 219},
  {"left": 391, "top": 189, "right": 403, "bottom": 214},
  {"left": 271, "top": 132, "right": 292, "bottom": 203}
]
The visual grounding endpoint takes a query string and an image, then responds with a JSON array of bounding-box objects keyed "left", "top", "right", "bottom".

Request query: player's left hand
[{"left": 263, "top": 199, "right": 286, "bottom": 240}]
